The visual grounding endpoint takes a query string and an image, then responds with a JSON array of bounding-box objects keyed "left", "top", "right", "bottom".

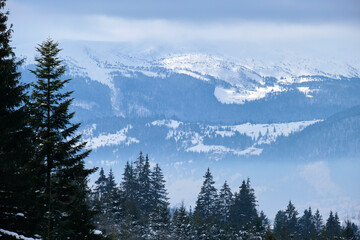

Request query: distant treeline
[{"left": 91, "top": 152, "right": 360, "bottom": 240}]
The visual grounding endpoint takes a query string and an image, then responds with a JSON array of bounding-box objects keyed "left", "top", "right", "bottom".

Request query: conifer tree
[
  {"left": 273, "top": 210, "right": 287, "bottom": 240},
  {"left": 151, "top": 164, "right": 170, "bottom": 209},
  {"left": 195, "top": 168, "right": 219, "bottom": 219},
  {"left": 0, "top": 0, "right": 35, "bottom": 237},
  {"left": 172, "top": 202, "right": 191, "bottom": 240},
  {"left": 94, "top": 167, "right": 107, "bottom": 200},
  {"left": 139, "top": 154, "right": 152, "bottom": 213},
  {"left": 122, "top": 161, "right": 136, "bottom": 200},
  {"left": 218, "top": 181, "right": 233, "bottom": 223},
  {"left": 274, "top": 202, "right": 300, "bottom": 240},
  {"left": 298, "top": 207, "right": 316, "bottom": 240},
  {"left": 284, "top": 201, "right": 300, "bottom": 239},
  {"left": 313, "top": 209, "right": 324, "bottom": 237},
  {"left": 30, "top": 38, "right": 96, "bottom": 239},
  {"left": 325, "top": 211, "right": 341, "bottom": 239},
  {"left": 106, "top": 168, "right": 116, "bottom": 194},
  {"left": 149, "top": 164, "right": 171, "bottom": 239},
  {"left": 342, "top": 220, "right": 359, "bottom": 240},
  {"left": 230, "top": 178, "right": 258, "bottom": 230}
]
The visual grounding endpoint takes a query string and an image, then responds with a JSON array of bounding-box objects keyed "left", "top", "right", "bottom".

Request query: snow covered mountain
[{"left": 18, "top": 40, "right": 360, "bottom": 161}]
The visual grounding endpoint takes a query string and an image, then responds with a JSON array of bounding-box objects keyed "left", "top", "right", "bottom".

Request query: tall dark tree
[
  {"left": 151, "top": 163, "right": 169, "bottom": 209},
  {"left": 30, "top": 38, "right": 96, "bottom": 239},
  {"left": 273, "top": 210, "right": 287, "bottom": 240},
  {"left": 195, "top": 168, "right": 219, "bottom": 219},
  {"left": 106, "top": 168, "right": 116, "bottom": 194},
  {"left": 274, "top": 201, "right": 300, "bottom": 240},
  {"left": 94, "top": 167, "right": 107, "bottom": 200},
  {"left": 230, "top": 178, "right": 258, "bottom": 230},
  {"left": 313, "top": 209, "right": 324, "bottom": 238},
  {"left": 172, "top": 202, "right": 192, "bottom": 240},
  {"left": 122, "top": 161, "right": 136, "bottom": 200},
  {"left": 325, "top": 211, "right": 341, "bottom": 240},
  {"left": 218, "top": 181, "right": 233, "bottom": 223},
  {"left": 136, "top": 153, "right": 152, "bottom": 213},
  {"left": 298, "top": 207, "right": 316, "bottom": 240},
  {"left": 0, "top": 1, "right": 36, "bottom": 238},
  {"left": 149, "top": 164, "right": 170, "bottom": 239},
  {"left": 342, "top": 220, "right": 359, "bottom": 240}
]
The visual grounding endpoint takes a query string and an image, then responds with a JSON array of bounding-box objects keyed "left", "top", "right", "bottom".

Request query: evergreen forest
[{"left": 0, "top": 1, "right": 359, "bottom": 239}]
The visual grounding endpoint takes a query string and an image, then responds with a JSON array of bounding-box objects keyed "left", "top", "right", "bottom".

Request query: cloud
[
  {"left": 230, "top": 173, "right": 243, "bottom": 183},
  {"left": 9, "top": 0, "right": 360, "bottom": 23},
  {"left": 167, "top": 178, "right": 203, "bottom": 207},
  {"left": 299, "top": 161, "right": 340, "bottom": 196}
]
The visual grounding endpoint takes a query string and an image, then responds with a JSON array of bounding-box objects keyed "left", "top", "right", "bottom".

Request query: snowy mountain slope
[
  {"left": 18, "top": 40, "right": 360, "bottom": 113},
  {"left": 80, "top": 118, "right": 320, "bottom": 159}
]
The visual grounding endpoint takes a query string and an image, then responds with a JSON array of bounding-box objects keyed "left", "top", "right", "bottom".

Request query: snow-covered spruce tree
[
  {"left": 0, "top": 0, "right": 38, "bottom": 238},
  {"left": 195, "top": 168, "right": 219, "bottom": 219},
  {"left": 218, "top": 181, "right": 233, "bottom": 223},
  {"left": 194, "top": 168, "right": 220, "bottom": 240},
  {"left": 149, "top": 164, "right": 171, "bottom": 239},
  {"left": 29, "top": 38, "right": 97, "bottom": 239},
  {"left": 171, "top": 202, "right": 192, "bottom": 240}
]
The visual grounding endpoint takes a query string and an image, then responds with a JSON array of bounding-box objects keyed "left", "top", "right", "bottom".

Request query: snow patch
[
  {"left": 151, "top": 119, "right": 183, "bottom": 129},
  {"left": 84, "top": 125, "right": 139, "bottom": 150},
  {"left": 214, "top": 85, "right": 285, "bottom": 104},
  {"left": 297, "top": 87, "right": 319, "bottom": 98},
  {"left": 0, "top": 229, "right": 40, "bottom": 240}
]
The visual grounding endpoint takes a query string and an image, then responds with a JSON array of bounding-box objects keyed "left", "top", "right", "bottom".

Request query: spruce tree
[
  {"left": 172, "top": 202, "right": 191, "bottom": 240},
  {"left": 151, "top": 163, "right": 170, "bottom": 209},
  {"left": 342, "top": 220, "right": 359, "bottom": 240},
  {"left": 195, "top": 168, "right": 219, "bottom": 219},
  {"left": 0, "top": 1, "right": 37, "bottom": 238},
  {"left": 139, "top": 154, "right": 152, "bottom": 213},
  {"left": 284, "top": 201, "right": 300, "bottom": 239},
  {"left": 122, "top": 161, "right": 136, "bottom": 200},
  {"left": 325, "top": 211, "right": 341, "bottom": 239},
  {"left": 29, "top": 38, "right": 96, "bottom": 239},
  {"left": 298, "top": 207, "right": 316, "bottom": 240},
  {"left": 313, "top": 209, "right": 324, "bottom": 238},
  {"left": 218, "top": 181, "right": 233, "bottom": 223},
  {"left": 94, "top": 167, "right": 108, "bottom": 200},
  {"left": 106, "top": 168, "right": 117, "bottom": 194},
  {"left": 149, "top": 164, "right": 171, "bottom": 239},
  {"left": 273, "top": 210, "right": 287, "bottom": 240},
  {"left": 230, "top": 178, "right": 258, "bottom": 231}
]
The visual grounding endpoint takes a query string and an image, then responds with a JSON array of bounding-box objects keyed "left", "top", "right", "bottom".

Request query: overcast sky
[{"left": 7, "top": 0, "right": 360, "bottom": 60}]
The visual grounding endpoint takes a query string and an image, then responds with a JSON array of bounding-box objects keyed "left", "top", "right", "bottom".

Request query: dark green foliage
[
  {"left": 172, "top": 202, "right": 192, "bottom": 240},
  {"left": 88, "top": 163, "right": 360, "bottom": 240},
  {"left": 298, "top": 207, "right": 316, "bottom": 240},
  {"left": 273, "top": 201, "right": 300, "bottom": 240},
  {"left": 218, "top": 181, "right": 233, "bottom": 223},
  {"left": 230, "top": 178, "right": 258, "bottom": 231},
  {"left": 122, "top": 161, "right": 137, "bottom": 200},
  {"left": 94, "top": 167, "right": 107, "bottom": 200},
  {"left": 0, "top": 0, "right": 37, "bottom": 238},
  {"left": 325, "top": 211, "right": 342, "bottom": 239},
  {"left": 342, "top": 220, "right": 359, "bottom": 240},
  {"left": 313, "top": 209, "right": 324, "bottom": 238},
  {"left": 29, "top": 38, "right": 96, "bottom": 239},
  {"left": 194, "top": 168, "right": 219, "bottom": 219}
]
